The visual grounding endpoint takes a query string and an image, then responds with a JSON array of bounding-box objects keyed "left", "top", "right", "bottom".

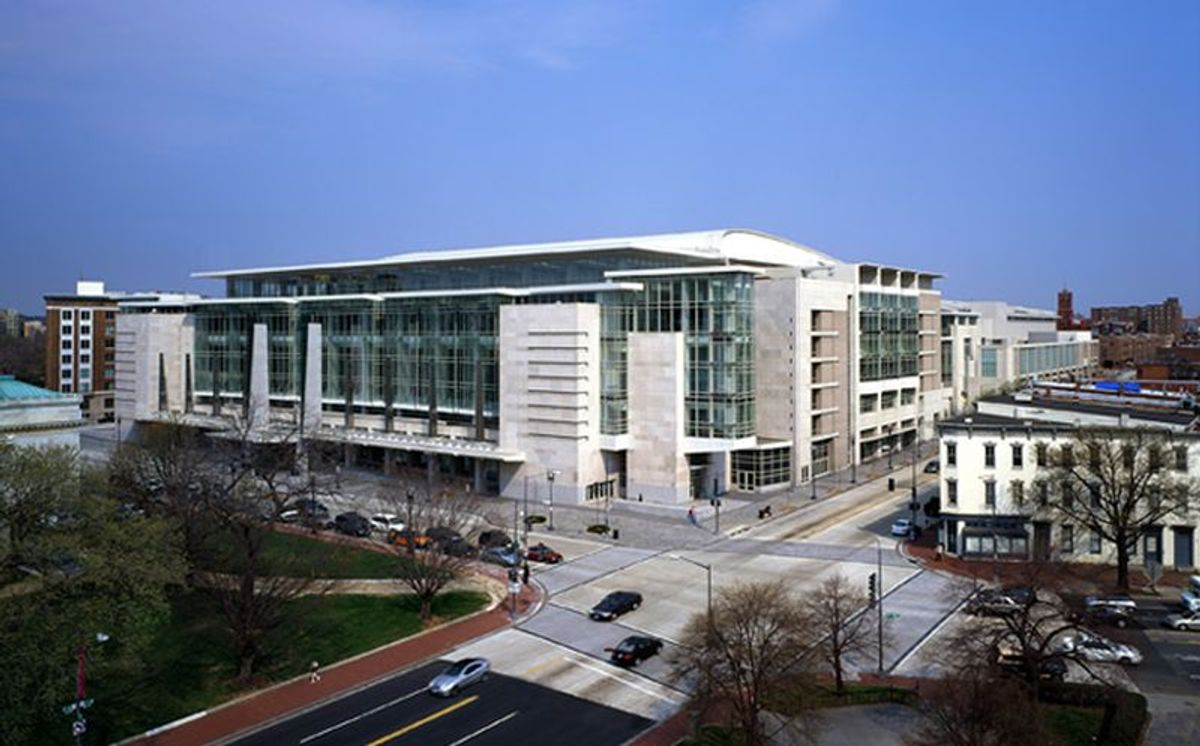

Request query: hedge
[{"left": 1039, "top": 682, "right": 1147, "bottom": 746}]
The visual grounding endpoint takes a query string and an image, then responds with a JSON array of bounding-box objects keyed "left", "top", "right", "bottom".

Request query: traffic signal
[{"left": 867, "top": 572, "right": 877, "bottom": 606}]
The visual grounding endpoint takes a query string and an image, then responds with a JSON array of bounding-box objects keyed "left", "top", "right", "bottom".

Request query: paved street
[{"left": 229, "top": 660, "right": 652, "bottom": 746}]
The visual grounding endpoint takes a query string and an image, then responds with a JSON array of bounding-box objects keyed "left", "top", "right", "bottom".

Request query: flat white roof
[{"left": 192, "top": 229, "right": 838, "bottom": 279}]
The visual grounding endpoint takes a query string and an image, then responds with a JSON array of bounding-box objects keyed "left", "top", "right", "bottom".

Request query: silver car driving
[
  {"left": 1056, "top": 630, "right": 1143, "bottom": 665},
  {"left": 428, "top": 658, "right": 490, "bottom": 696}
]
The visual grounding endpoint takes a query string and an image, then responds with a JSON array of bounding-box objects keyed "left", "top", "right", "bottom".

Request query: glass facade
[
  {"left": 859, "top": 292, "right": 918, "bottom": 381},
  {"left": 195, "top": 257, "right": 757, "bottom": 441},
  {"left": 600, "top": 273, "right": 756, "bottom": 439},
  {"left": 732, "top": 445, "right": 791, "bottom": 491},
  {"left": 1017, "top": 343, "right": 1082, "bottom": 377},
  {"left": 980, "top": 347, "right": 998, "bottom": 378}
]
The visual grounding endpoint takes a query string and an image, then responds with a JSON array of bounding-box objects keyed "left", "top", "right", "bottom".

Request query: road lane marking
[
  {"left": 300, "top": 687, "right": 426, "bottom": 743},
  {"left": 571, "top": 658, "right": 681, "bottom": 702},
  {"left": 445, "top": 710, "right": 519, "bottom": 746},
  {"left": 365, "top": 695, "right": 479, "bottom": 746}
]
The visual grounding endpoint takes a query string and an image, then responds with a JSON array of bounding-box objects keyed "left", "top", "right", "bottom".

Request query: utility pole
[
  {"left": 910, "top": 440, "right": 919, "bottom": 531},
  {"left": 546, "top": 470, "right": 557, "bottom": 531},
  {"left": 405, "top": 488, "right": 415, "bottom": 557}
]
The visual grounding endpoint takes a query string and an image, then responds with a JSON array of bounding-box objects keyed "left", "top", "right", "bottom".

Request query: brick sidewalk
[{"left": 129, "top": 575, "right": 541, "bottom": 745}]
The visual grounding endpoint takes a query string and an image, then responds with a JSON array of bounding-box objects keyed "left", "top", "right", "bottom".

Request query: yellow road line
[{"left": 365, "top": 695, "right": 479, "bottom": 746}]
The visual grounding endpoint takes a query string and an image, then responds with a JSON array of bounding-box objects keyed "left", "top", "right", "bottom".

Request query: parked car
[
  {"left": 1180, "top": 575, "right": 1200, "bottom": 613},
  {"left": 387, "top": 528, "right": 430, "bottom": 549},
  {"left": 525, "top": 542, "right": 563, "bottom": 564},
  {"left": 923, "top": 460, "right": 940, "bottom": 474},
  {"left": 1076, "top": 604, "right": 1136, "bottom": 629},
  {"left": 427, "top": 526, "right": 463, "bottom": 545},
  {"left": 481, "top": 546, "right": 521, "bottom": 567},
  {"left": 995, "top": 650, "right": 1067, "bottom": 682},
  {"left": 1085, "top": 594, "right": 1137, "bottom": 612},
  {"left": 280, "top": 499, "right": 332, "bottom": 528},
  {"left": 967, "top": 587, "right": 1036, "bottom": 616},
  {"left": 428, "top": 658, "right": 490, "bottom": 697},
  {"left": 1163, "top": 611, "right": 1200, "bottom": 632},
  {"left": 590, "top": 591, "right": 643, "bottom": 621},
  {"left": 890, "top": 518, "right": 914, "bottom": 537},
  {"left": 369, "top": 513, "right": 406, "bottom": 534},
  {"left": 478, "top": 530, "right": 512, "bottom": 549},
  {"left": 607, "top": 636, "right": 663, "bottom": 667},
  {"left": 1056, "top": 631, "right": 1142, "bottom": 665},
  {"left": 439, "top": 537, "right": 477, "bottom": 558},
  {"left": 334, "top": 511, "right": 371, "bottom": 537}
]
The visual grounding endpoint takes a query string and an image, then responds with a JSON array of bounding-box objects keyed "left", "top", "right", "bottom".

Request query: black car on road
[
  {"left": 608, "top": 636, "right": 663, "bottom": 667},
  {"left": 590, "top": 591, "right": 643, "bottom": 621},
  {"left": 440, "top": 537, "right": 477, "bottom": 558},
  {"left": 334, "top": 511, "right": 371, "bottom": 537},
  {"left": 478, "top": 529, "right": 512, "bottom": 549}
]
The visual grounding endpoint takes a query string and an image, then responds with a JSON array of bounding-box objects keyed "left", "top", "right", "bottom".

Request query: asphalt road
[
  {"left": 229, "top": 660, "right": 651, "bottom": 746},
  {"left": 1121, "top": 597, "right": 1200, "bottom": 695}
]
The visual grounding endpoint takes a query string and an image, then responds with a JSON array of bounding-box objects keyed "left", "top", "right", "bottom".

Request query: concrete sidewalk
[{"left": 127, "top": 574, "right": 542, "bottom": 746}]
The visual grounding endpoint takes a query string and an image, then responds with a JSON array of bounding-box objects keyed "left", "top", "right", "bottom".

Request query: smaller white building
[
  {"left": 938, "top": 390, "right": 1199, "bottom": 570},
  {"left": 0, "top": 374, "right": 83, "bottom": 448}
]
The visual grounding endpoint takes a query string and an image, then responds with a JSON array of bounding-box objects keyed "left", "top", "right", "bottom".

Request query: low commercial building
[
  {"left": 114, "top": 229, "right": 949, "bottom": 504},
  {"left": 941, "top": 300, "right": 1098, "bottom": 399},
  {"left": 938, "top": 387, "right": 1199, "bottom": 570},
  {"left": 0, "top": 374, "right": 83, "bottom": 448}
]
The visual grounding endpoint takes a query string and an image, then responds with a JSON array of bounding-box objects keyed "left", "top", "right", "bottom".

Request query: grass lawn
[
  {"left": 1041, "top": 703, "right": 1105, "bottom": 746},
  {"left": 90, "top": 589, "right": 488, "bottom": 742},
  {"left": 203, "top": 528, "right": 404, "bottom": 579}
]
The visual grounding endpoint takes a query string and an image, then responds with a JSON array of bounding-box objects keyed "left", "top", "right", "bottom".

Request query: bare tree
[
  {"left": 672, "top": 580, "right": 818, "bottom": 746},
  {"left": 906, "top": 660, "right": 1049, "bottom": 746},
  {"left": 378, "top": 478, "right": 483, "bottom": 622},
  {"left": 1044, "top": 427, "right": 1197, "bottom": 590},
  {"left": 804, "top": 573, "right": 883, "bottom": 695}
]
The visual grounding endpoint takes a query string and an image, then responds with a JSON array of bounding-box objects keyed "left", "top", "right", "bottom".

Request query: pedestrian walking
[
  {"left": 687, "top": 507, "right": 697, "bottom": 526},
  {"left": 521, "top": 563, "right": 530, "bottom": 585},
  {"left": 309, "top": 661, "right": 321, "bottom": 683}
]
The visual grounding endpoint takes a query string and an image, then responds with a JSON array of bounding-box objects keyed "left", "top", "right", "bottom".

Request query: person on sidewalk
[
  {"left": 521, "top": 562, "right": 530, "bottom": 585},
  {"left": 309, "top": 661, "right": 321, "bottom": 684},
  {"left": 687, "top": 507, "right": 697, "bottom": 526}
]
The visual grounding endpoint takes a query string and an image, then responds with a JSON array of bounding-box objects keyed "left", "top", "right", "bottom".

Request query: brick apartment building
[
  {"left": 44, "top": 281, "right": 198, "bottom": 423},
  {"left": 1090, "top": 296, "right": 1184, "bottom": 339}
]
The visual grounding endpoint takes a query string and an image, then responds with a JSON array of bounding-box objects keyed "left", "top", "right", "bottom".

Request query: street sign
[
  {"left": 61, "top": 699, "right": 93, "bottom": 716},
  {"left": 886, "top": 612, "right": 901, "bottom": 621},
  {"left": 72, "top": 719, "right": 87, "bottom": 736},
  {"left": 508, "top": 581, "right": 521, "bottom": 595}
]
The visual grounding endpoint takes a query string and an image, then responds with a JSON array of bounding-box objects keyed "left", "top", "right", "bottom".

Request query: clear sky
[{"left": 1, "top": 0, "right": 1197, "bottom": 315}]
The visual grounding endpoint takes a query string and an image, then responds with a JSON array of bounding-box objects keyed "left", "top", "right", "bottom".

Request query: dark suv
[
  {"left": 478, "top": 530, "right": 512, "bottom": 549},
  {"left": 334, "top": 511, "right": 371, "bottom": 537},
  {"left": 608, "top": 636, "right": 663, "bottom": 667},
  {"left": 590, "top": 591, "right": 643, "bottom": 621}
]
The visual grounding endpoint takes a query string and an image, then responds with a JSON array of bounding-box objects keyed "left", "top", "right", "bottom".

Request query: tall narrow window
[
  {"left": 984, "top": 443, "right": 995, "bottom": 468},
  {"left": 1011, "top": 443, "right": 1023, "bottom": 469},
  {"left": 1036, "top": 443, "right": 1048, "bottom": 467},
  {"left": 1011, "top": 480, "right": 1024, "bottom": 505},
  {"left": 1061, "top": 525, "right": 1074, "bottom": 553},
  {"left": 946, "top": 442, "right": 957, "bottom": 467},
  {"left": 1175, "top": 447, "right": 1189, "bottom": 472},
  {"left": 946, "top": 479, "right": 958, "bottom": 506},
  {"left": 985, "top": 480, "right": 996, "bottom": 508}
]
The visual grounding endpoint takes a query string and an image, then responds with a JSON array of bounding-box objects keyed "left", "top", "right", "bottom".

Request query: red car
[{"left": 525, "top": 542, "right": 563, "bottom": 564}]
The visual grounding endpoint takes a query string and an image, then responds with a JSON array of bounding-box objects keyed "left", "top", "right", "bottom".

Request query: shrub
[
  {"left": 1039, "top": 682, "right": 1147, "bottom": 746},
  {"left": 523, "top": 515, "right": 546, "bottom": 526},
  {"left": 586, "top": 524, "right": 611, "bottom": 535}
]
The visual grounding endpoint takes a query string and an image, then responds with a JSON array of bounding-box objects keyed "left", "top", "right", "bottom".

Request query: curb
[{"left": 120, "top": 573, "right": 543, "bottom": 746}]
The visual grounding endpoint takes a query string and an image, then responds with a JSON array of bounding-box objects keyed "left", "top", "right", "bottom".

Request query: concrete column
[
  {"left": 473, "top": 459, "right": 485, "bottom": 494},
  {"left": 303, "top": 323, "right": 322, "bottom": 434},
  {"left": 249, "top": 323, "right": 270, "bottom": 429}
]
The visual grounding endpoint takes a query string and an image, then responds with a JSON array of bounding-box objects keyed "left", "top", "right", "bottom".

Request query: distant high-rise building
[
  {"left": 1090, "top": 296, "right": 1184, "bottom": 338},
  {"left": 0, "top": 308, "right": 20, "bottom": 337}
]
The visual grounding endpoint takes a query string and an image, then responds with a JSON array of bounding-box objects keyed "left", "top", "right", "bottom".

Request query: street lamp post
[
  {"left": 546, "top": 470, "right": 557, "bottom": 532},
  {"left": 65, "top": 632, "right": 109, "bottom": 746},
  {"left": 405, "top": 488, "right": 415, "bottom": 557},
  {"left": 875, "top": 539, "right": 884, "bottom": 674},
  {"left": 910, "top": 440, "right": 919, "bottom": 531}
]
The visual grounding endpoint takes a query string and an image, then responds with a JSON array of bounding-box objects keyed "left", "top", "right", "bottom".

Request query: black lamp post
[{"left": 546, "top": 470, "right": 556, "bottom": 532}]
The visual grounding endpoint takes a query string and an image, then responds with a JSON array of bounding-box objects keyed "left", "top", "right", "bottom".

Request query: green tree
[
  {"left": 0, "top": 443, "right": 79, "bottom": 577},
  {"left": 0, "top": 468, "right": 186, "bottom": 745}
]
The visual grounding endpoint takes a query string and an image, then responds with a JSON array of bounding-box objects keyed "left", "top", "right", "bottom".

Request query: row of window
[
  {"left": 860, "top": 388, "right": 917, "bottom": 413},
  {"left": 945, "top": 441, "right": 1189, "bottom": 471}
]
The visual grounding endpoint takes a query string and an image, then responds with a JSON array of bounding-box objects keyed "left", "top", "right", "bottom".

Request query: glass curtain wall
[
  {"left": 859, "top": 292, "right": 918, "bottom": 382},
  {"left": 194, "top": 303, "right": 299, "bottom": 400},
  {"left": 600, "top": 273, "right": 756, "bottom": 439}
]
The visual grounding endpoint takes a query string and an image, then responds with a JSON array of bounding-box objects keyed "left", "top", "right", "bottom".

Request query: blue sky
[{"left": 1, "top": 0, "right": 1197, "bottom": 315}]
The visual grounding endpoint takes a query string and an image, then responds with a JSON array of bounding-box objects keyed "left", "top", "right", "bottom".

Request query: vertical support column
[
  {"left": 302, "top": 323, "right": 322, "bottom": 434},
  {"left": 249, "top": 322, "right": 270, "bottom": 430},
  {"left": 474, "top": 459, "right": 485, "bottom": 494},
  {"left": 184, "top": 353, "right": 194, "bottom": 414},
  {"left": 157, "top": 353, "right": 168, "bottom": 412}
]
